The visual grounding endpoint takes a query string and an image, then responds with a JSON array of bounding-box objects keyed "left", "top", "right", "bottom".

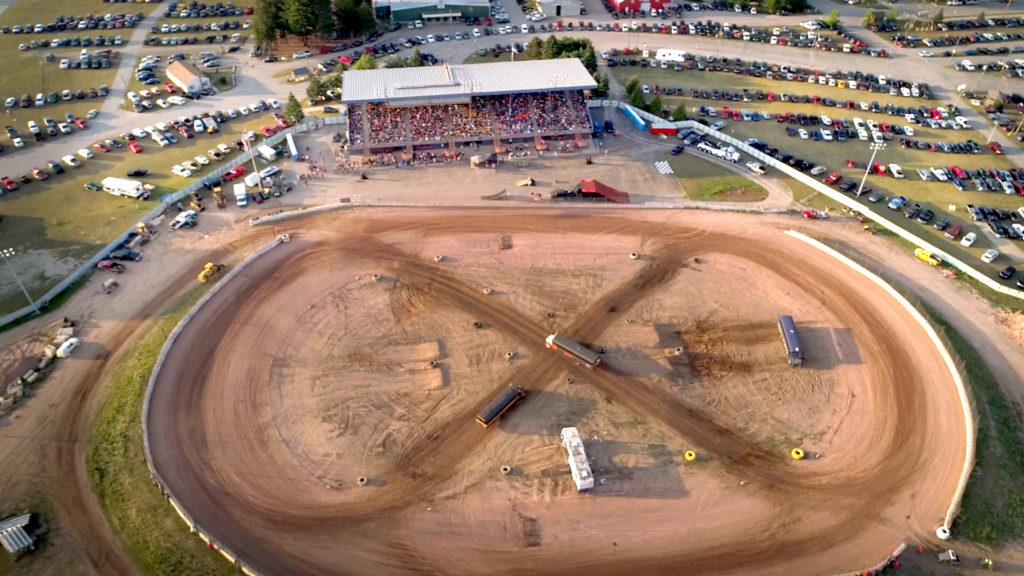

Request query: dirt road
[{"left": 145, "top": 209, "right": 967, "bottom": 576}]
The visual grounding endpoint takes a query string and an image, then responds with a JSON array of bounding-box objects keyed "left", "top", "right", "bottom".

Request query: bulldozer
[{"left": 197, "top": 262, "right": 225, "bottom": 284}]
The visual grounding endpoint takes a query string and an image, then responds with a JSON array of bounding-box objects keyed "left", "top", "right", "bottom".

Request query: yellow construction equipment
[{"left": 197, "top": 262, "right": 225, "bottom": 283}]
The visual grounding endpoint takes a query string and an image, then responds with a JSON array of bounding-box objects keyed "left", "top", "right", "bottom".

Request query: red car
[
  {"left": 1, "top": 176, "right": 18, "bottom": 191},
  {"left": 74, "top": 118, "right": 89, "bottom": 130},
  {"left": 260, "top": 126, "right": 276, "bottom": 137},
  {"left": 31, "top": 168, "right": 48, "bottom": 181},
  {"left": 178, "top": 125, "right": 194, "bottom": 139},
  {"left": 824, "top": 172, "right": 842, "bottom": 185},
  {"left": 989, "top": 141, "right": 1004, "bottom": 155},
  {"left": 129, "top": 141, "right": 142, "bottom": 153},
  {"left": 223, "top": 166, "right": 247, "bottom": 181},
  {"left": 872, "top": 162, "right": 887, "bottom": 175},
  {"left": 163, "top": 83, "right": 177, "bottom": 94},
  {"left": 92, "top": 143, "right": 110, "bottom": 153}
]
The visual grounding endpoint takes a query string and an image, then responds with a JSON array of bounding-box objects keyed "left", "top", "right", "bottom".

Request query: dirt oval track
[{"left": 146, "top": 209, "right": 967, "bottom": 576}]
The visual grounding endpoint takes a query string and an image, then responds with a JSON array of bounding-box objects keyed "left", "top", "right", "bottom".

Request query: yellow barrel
[
  {"left": 683, "top": 450, "right": 697, "bottom": 462},
  {"left": 790, "top": 448, "right": 805, "bottom": 461}
]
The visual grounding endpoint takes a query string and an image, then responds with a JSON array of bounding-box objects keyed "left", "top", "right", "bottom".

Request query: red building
[{"left": 608, "top": 0, "right": 671, "bottom": 15}]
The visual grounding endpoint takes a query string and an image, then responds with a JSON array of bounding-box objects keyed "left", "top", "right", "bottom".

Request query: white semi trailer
[{"left": 560, "top": 427, "right": 594, "bottom": 492}]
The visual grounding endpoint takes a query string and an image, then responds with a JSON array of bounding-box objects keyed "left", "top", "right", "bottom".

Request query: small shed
[
  {"left": 579, "top": 179, "right": 630, "bottom": 203},
  {"left": 0, "top": 514, "right": 34, "bottom": 556},
  {"left": 290, "top": 66, "right": 311, "bottom": 82},
  {"left": 166, "top": 60, "right": 213, "bottom": 95}
]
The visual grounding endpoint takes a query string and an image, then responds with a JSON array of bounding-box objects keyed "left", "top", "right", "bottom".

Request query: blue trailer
[
  {"left": 778, "top": 315, "right": 804, "bottom": 367},
  {"left": 286, "top": 132, "right": 299, "bottom": 161},
  {"left": 622, "top": 105, "right": 647, "bottom": 131}
]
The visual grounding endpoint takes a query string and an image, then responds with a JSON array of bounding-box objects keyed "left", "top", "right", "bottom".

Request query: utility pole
[
  {"left": 1, "top": 248, "right": 39, "bottom": 314},
  {"left": 856, "top": 142, "right": 886, "bottom": 198}
]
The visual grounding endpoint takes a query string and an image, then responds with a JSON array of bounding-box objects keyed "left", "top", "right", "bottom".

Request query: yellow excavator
[{"left": 197, "top": 262, "right": 225, "bottom": 283}]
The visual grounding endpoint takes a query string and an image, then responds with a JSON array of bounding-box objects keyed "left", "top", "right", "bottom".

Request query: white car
[
  {"left": 12, "top": 137, "right": 23, "bottom": 148},
  {"left": 919, "top": 50, "right": 934, "bottom": 57},
  {"left": 961, "top": 232, "right": 977, "bottom": 247},
  {"left": 269, "top": 99, "right": 281, "bottom": 109},
  {"left": 194, "top": 154, "right": 210, "bottom": 166},
  {"left": 888, "top": 164, "right": 904, "bottom": 179},
  {"left": 217, "top": 143, "right": 232, "bottom": 154},
  {"left": 156, "top": 99, "right": 169, "bottom": 108},
  {"left": 77, "top": 148, "right": 94, "bottom": 159},
  {"left": 168, "top": 95, "right": 187, "bottom": 106},
  {"left": 61, "top": 155, "right": 81, "bottom": 168},
  {"left": 746, "top": 162, "right": 766, "bottom": 175},
  {"left": 58, "top": 122, "right": 72, "bottom": 134},
  {"left": 798, "top": 128, "right": 809, "bottom": 139},
  {"left": 171, "top": 164, "right": 193, "bottom": 177},
  {"left": 238, "top": 106, "right": 250, "bottom": 116},
  {"left": 131, "top": 127, "right": 148, "bottom": 139},
  {"left": 981, "top": 249, "right": 998, "bottom": 263},
  {"left": 56, "top": 337, "right": 80, "bottom": 358},
  {"left": 228, "top": 108, "right": 238, "bottom": 119},
  {"left": 821, "top": 129, "right": 833, "bottom": 141},
  {"left": 1012, "top": 223, "right": 1024, "bottom": 237},
  {"left": 182, "top": 160, "right": 200, "bottom": 172}
]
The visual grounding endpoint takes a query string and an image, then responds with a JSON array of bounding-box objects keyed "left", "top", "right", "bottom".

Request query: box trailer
[
  {"left": 778, "top": 315, "right": 804, "bottom": 367},
  {"left": 256, "top": 144, "right": 277, "bottom": 161},
  {"left": 476, "top": 386, "right": 526, "bottom": 427},
  {"left": 286, "top": 132, "right": 299, "bottom": 160},
  {"left": 545, "top": 333, "right": 602, "bottom": 368},
  {"left": 560, "top": 427, "right": 594, "bottom": 492},
  {"left": 101, "top": 177, "right": 145, "bottom": 198},
  {"left": 233, "top": 182, "right": 247, "bottom": 207}
]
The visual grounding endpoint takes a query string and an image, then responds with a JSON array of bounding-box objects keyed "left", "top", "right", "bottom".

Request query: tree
[
  {"left": 353, "top": 53, "right": 377, "bottom": 70},
  {"left": 285, "top": 92, "right": 304, "bottom": 124},
  {"left": 283, "top": 0, "right": 317, "bottom": 39},
  {"left": 626, "top": 76, "right": 640, "bottom": 96},
  {"left": 887, "top": 9, "right": 899, "bottom": 23},
  {"left": 764, "top": 0, "right": 782, "bottom": 13},
  {"left": 254, "top": 0, "right": 286, "bottom": 50},
  {"left": 931, "top": 8, "right": 944, "bottom": 25},
  {"left": 310, "top": 0, "right": 333, "bottom": 37},
  {"left": 306, "top": 74, "right": 323, "bottom": 101},
  {"left": 542, "top": 35, "right": 559, "bottom": 59},
  {"left": 581, "top": 43, "right": 598, "bottom": 73},
  {"left": 629, "top": 88, "right": 646, "bottom": 110},
  {"left": 650, "top": 95, "right": 663, "bottom": 117},
  {"left": 824, "top": 9, "right": 839, "bottom": 29},
  {"left": 593, "top": 73, "right": 609, "bottom": 98},
  {"left": 357, "top": 2, "right": 375, "bottom": 33},
  {"left": 323, "top": 73, "right": 342, "bottom": 91},
  {"left": 525, "top": 37, "right": 543, "bottom": 59},
  {"left": 976, "top": 10, "right": 986, "bottom": 22},
  {"left": 333, "top": 0, "right": 361, "bottom": 37},
  {"left": 863, "top": 11, "right": 877, "bottom": 27},
  {"left": 672, "top": 103, "right": 687, "bottom": 121}
]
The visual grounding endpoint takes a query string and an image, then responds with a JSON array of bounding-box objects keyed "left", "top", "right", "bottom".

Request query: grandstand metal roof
[
  {"left": 341, "top": 59, "right": 597, "bottom": 104},
  {"left": 0, "top": 514, "right": 33, "bottom": 555},
  {"left": 376, "top": 0, "right": 488, "bottom": 9}
]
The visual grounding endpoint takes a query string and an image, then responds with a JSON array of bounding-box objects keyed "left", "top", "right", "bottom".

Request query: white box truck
[
  {"left": 204, "top": 116, "right": 219, "bottom": 133},
  {"left": 243, "top": 172, "right": 261, "bottom": 188},
  {"left": 256, "top": 144, "right": 277, "bottom": 161},
  {"left": 101, "top": 177, "right": 146, "bottom": 199},
  {"left": 233, "top": 182, "right": 247, "bottom": 206}
]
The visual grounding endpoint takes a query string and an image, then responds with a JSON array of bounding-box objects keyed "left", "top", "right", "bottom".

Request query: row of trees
[
  {"left": 761, "top": 0, "right": 808, "bottom": 15},
  {"left": 521, "top": 36, "right": 598, "bottom": 73},
  {"left": 254, "top": 0, "right": 375, "bottom": 49},
  {"left": 625, "top": 76, "right": 686, "bottom": 121}
]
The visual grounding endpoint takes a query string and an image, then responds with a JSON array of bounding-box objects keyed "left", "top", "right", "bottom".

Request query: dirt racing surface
[{"left": 146, "top": 208, "right": 967, "bottom": 576}]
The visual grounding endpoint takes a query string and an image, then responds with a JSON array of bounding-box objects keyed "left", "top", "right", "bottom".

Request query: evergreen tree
[
  {"left": 306, "top": 74, "right": 323, "bottom": 101},
  {"left": 650, "top": 95, "right": 663, "bottom": 116},
  {"left": 581, "top": 44, "right": 597, "bottom": 73},
  {"left": 542, "top": 35, "right": 559, "bottom": 59},
  {"left": 333, "top": 0, "right": 361, "bottom": 37},
  {"left": 629, "top": 88, "right": 646, "bottom": 110},
  {"left": 526, "top": 37, "right": 543, "bottom": 59},
  {"left": 283, "top": 0, "right": 317, "bottom": 39},
  {"left": 353, "top": 53, "right": 377, "bottom": 70},
  {"left": 626, "top": 76, "right": 640, "bottom": 96},
  {"left": 824, "top": 10, "right": 839, "bottom": 29},
  {"left": 254, "top": 0, "right": 286, "bottom": 49},
  {"left": 594, "top": 74, "right": 609, "bottom": 97},
  {"left": 932, "top": 8, "right": 944, "bottom": 25},
  {"left": 672, "top": 103, "right": 687, "bottom": 121},
  {"left": 285, "top": 92, "right": 305, "bottom": 123}
]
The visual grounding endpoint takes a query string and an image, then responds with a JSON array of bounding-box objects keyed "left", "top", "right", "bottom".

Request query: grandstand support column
[
  {"left": 491, "top": 117, "right": 506, "bottom": 154},
  {"left": 360, "top": 104, "right": 370, "bottom": 154}
]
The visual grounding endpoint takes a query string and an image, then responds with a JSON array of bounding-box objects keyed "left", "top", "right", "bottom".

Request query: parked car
[
  {"left": 960, "top": 232, "right": 977, "bottom": 247},
  {"left": 981, "top": 249, "right": 999, "bottom": 263}
]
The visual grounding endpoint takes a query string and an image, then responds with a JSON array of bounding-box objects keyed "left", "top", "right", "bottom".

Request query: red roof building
[{"left": 607, "top": 0, "right": 671, "bottom": 15}]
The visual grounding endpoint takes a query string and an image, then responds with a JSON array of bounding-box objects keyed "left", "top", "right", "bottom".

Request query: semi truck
[
  {"left": 101, "top": 177, "right": 145, "bottom": 199},
  {"left": 545, "top": 333, "right": 602, "bottom": 369},
  {"left": 778, "top": 315, "right": 804, "bottom": 367},
  {"left": 476, "top": 386, "right": 526, "bottom": 427}
]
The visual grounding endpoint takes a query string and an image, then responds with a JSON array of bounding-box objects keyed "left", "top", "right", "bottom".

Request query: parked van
[{"left": 233, "top": 182, "right": 248, "bottom": 206}]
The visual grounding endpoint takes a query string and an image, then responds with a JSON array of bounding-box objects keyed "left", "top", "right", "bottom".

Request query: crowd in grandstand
[{"left": 347, "top": 91, "right": 592, "bottom": 148}]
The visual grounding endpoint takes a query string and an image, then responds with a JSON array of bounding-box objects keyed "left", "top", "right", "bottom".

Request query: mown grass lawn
[
  {"left": 0, "top": 113, "right": 274, "bottom": 315},
  {"left": 612, "top": 66, "right": 1024, "bottom": 285},
  {"left": 667, "top": 154, "right": 768, "bottom": 202},
  {"left": 87, "top": 288, "right": 237, "bottom": 576}
]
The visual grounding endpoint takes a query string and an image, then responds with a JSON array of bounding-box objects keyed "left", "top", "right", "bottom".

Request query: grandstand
[{"left": 341, "top": 59, "right": 598, "bottom": 155}]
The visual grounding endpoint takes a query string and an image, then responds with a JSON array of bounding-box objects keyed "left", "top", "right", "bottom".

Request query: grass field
[
  {"left": 611, "top": 66, "right": 1024, "bottom": 282},
  {"left": 667, "top": 154, "right": 768, "bottom": 201},
  {"left": 924, "top": 307, "right": 1024, "bottom": 545},
  {"left": 0, "top": 0, "right": 162, "bottom": 149},
  {"left": 87, "top": 287, "right": 237, "bottom": 576},
  {"left": 0, "top": 113, "right": 274, "bottom": 315}
]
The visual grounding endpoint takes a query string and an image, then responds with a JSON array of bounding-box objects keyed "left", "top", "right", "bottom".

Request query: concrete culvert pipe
[
  {"left": 433, "top": 255, "right": 444, "bottom": 262},
  {"left": 472, "top": 321, "right": 483, "bottom": 329},
  {"left": 482, "top": 287, "right": 493, "bottom": 295},
  {"left": 936, "top": 526, "right": 951, "bottom": 540},
  {"left": 357, "top": 476, "right": 368, "bottom": 486},
  {"left": 500, "top": 466, "right": 511, "bottom": 475},
  {"left": 565, "top": 376, "right": 574, "bottom": 384},
  {"left": 629, "top": 252, "right": 640, "bottom": 260},
  {"left": 429, "top": 360, "right": 438, "bottom": 368},
  {"left": 278, "top": 234, "right": 291, "bottom": 243},
  {"left": 371, "top": 274, "right": 381, "bottom": 282},
  {"left": 505, "top": 352, "right": 514, "bottom": 360},
  {"left": 674, "top": 346, "right": 684, "bottom": 356}
]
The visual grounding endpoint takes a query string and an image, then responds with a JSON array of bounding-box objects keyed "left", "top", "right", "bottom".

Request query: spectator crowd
[{"left": 347, "top": 90, "right": 592, "bottom": 148}]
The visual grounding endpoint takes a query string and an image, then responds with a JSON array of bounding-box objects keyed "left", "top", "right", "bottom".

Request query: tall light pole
[
  {"left": 1, "top": 248, "right": 39, "bottom": 314},
  {"left": 856, "top": 142, "right": 886, "bottom": 198}
]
